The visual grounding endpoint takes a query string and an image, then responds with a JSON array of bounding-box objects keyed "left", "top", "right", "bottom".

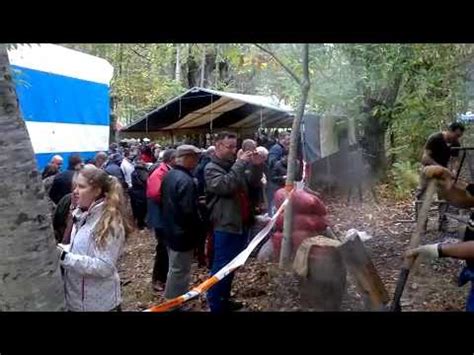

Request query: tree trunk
[
  {"left": 200, "top": 45, "right": 206, "bottom": 87},
  {"left": 109, "top": 94, "right": 117, "bottom": 144},
  {"left": 362, "top": 113, "right": 387, "bottom": 179},
  {"left": 117, "top": 43, "right": 123, "bottom": 76},
  {"left": 0, "top": 45, "right": 65, "bottom": 311},
  {"left": 175, "top": 44, "right": 181, "bottom": 83},
  {"left": 186, "top": 44, "right": 198, "bottom": 88},
  {"left": 388, "top": 129, "right": 396, "bottom": 166},
  {"left": 364, "top": 76, "right": 404, "bottom": 178},
  {"left": 214, "top": 44, "right": 219, "bottom": 88},
  {"left": 280, "top": 44, "right": 311, "bottom": 268}
]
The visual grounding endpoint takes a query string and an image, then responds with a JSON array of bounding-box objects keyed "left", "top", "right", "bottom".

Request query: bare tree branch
[
  {"left": 254, "top": 43, "right": 302, "bottom": 86},
  {"left": 130, "top": 46, "right": 151, "bottom": 63}
]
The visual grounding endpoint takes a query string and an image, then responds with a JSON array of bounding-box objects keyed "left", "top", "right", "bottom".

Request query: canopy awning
[{"left": 121, "top": 87, "right": 294, "bottom": 133}]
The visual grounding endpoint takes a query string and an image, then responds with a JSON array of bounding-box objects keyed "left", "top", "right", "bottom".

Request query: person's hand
[
  {"left": 238, "top": 151, "right": 253, "bottom": 162},
  {"left": 405, "top": 243, "right": 439, "bottom": 259},
  {"left": 57, "top": 243, "right": 70, "bottom": 261},
  {"left": 58, "top": 243, "right": 70, "bottom": 252}
]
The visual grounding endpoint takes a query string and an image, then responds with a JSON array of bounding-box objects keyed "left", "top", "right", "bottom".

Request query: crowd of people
[
  {"left": 41, "top": 130, "right": 297, "bottom": 312},
  {"left": 37, "top": 120, "right": 474, "bottom": 313}
]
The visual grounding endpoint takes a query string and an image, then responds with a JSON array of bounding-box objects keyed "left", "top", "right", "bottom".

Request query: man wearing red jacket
[{"left": 146, "top": 149, "right": 177, "bottom": 292}]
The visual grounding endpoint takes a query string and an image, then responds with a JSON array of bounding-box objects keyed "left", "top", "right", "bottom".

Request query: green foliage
[
  {"left": 62, "top": 43, "right": 185, "bottom": 125},
  {"left": 390, "top": 161, "right": 421, "bottom": 199},
  {"left": 56, "top": 43, "right": 474, "bottom": 200}
]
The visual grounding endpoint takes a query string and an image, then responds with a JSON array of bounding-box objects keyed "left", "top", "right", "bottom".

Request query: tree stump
[{"left": 296, "top": 236, "right": 346, "bottom": 311}]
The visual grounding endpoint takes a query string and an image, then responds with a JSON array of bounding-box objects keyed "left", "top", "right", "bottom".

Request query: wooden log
[{"left": 339, "top": 233, "right": 390, "bottom": 311}]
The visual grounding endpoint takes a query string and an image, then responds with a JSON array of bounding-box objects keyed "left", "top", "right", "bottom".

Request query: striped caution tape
[{"left": 144, "top": 188, "right": 294, "bottom": 312}]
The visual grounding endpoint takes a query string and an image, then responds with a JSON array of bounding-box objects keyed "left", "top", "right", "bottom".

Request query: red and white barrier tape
[{"left": 144, "top": 189, "right": 294, "bottom": 312}]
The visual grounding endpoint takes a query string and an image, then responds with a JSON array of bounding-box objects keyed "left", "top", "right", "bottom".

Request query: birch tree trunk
[{"left": 0, "top": 45, "right": 65, "bottom": 311}]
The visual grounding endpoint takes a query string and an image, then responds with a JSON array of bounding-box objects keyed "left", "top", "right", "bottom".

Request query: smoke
[{"left": 309, "top": 145, "right": 376, "bottom": 193}]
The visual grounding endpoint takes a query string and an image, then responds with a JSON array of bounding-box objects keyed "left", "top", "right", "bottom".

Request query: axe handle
[
  {"left": 454, "top": 150, "right": 467, "bottom": 184},
  {"left": 439, "top": 150, "right": 466, "bottom": 229}
]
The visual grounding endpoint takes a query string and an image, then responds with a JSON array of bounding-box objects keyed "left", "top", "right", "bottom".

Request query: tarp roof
[{"left": 121, "top": 87, "right": 294, "bottom": 132}]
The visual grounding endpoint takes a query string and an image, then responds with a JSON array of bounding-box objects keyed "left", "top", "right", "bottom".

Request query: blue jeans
[
  {"left": 207, "top": 230, "right": 248, "bottom": 312},
  {"left": 266, "top": 185, "right": 276, "bottom": 217},
  {"left": 467, "top": 283, "right": 474, "bottom": 312},
  {"left": 458, "top": 267, "right": 474, "bottom": 312}
]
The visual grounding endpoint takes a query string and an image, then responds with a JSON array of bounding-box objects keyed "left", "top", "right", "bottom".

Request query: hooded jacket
[{"left": 61, "top": 201, "right": 125, "bottom": 311}]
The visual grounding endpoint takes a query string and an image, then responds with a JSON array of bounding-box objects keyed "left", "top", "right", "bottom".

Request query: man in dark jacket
[
  {"left": 266, "top": 131, "right": 290, "bottom": 214},
  {"left": 270, "top": 154, "right": 288, "bottom": 188},
  {"left": 194, "top": 146, "right": 215, "bottom": 197},
  {"left": 205, "top": 132, "right": 264, "bottom": 312},
  {"left": 147, "top": 149, "right": 177, "bottom": 292},
  {"left": 160, "top": 145, "right": 203, "bottom": 301},
  {"left": 129, "top": 161, "right": 149, "bottom": 230},
  {"left": 270, "top": 154, "right": 303, "bottom": 190},
  {"left": 193, "top": 145, "right": 216, "bottom": 267},
  {"left": 49, "top": 154, "right": 83, "bottom": 204},
  {"left": 104, "top": 153, "right": 127, "bottom": 189}
]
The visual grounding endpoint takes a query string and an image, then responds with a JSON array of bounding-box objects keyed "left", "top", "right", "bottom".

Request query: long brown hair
[{"left": 79, "top": 164, "right": 133, "bottom": 248}]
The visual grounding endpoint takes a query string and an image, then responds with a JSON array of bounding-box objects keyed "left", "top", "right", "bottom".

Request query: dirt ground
[{"left": 118, "top": 186, "right": 468, "bottom": 312}]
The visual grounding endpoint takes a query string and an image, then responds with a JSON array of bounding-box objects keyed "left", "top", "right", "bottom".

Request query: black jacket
[
  {"left": 194, "top": 153, "right": 212, "bottom": 197},
  {"left": 49, "top": 169, "right": 75, "bottom": 204},
  {"left": 267, "top": 142, "right": 285, "bottom": 171},
  {"left": 270, "top": 158, "right": 302, "bottom": 187},
  {"left": 270, "top": 159, "right": 288, "bottom": 187},
  {"left": 130, "top": 165, "right": 148, "bottom": 196},
  {"left": 160, "top": 165, "right": 203, "bottom": 251},
  {"left": 52, "top": 193, "right": 72, "bottom": 243}
]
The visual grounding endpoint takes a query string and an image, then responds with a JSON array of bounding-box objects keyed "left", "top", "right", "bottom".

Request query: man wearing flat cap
[{"left": 160, "top": 145, "right": 204, "bottom": 303}]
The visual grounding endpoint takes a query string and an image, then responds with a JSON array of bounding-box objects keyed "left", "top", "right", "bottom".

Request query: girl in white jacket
[{"left": 57, "top": 164, "right": 133, "bottom": 311}]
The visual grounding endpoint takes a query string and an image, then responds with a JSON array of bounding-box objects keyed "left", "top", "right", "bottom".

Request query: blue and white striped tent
[{"left": 7, "top": 44, "right": 114, "bottom": 171}]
